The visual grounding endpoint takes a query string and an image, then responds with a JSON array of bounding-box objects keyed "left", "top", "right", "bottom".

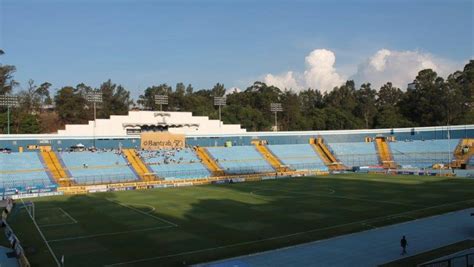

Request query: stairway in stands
[
  {"left": 253, "top": 141, "right": 289, "bottom": 172},
  {"left": 452, "top": 138, "right": 474, "bottom": 168},
  {"left": 195, "top": 147, "right": 225, "bottom": 176},
  {"left": 122, "top": 149, "right": 156, "bottom": 181},
  {"left": 309, "top": 138, "right": 346, "bottom": 170},
  {"left": 374, "top": 137, "right": 397, "bottom": 169},
  {"left": 40, "top": 151, "right": 72, "bottom": 186}
]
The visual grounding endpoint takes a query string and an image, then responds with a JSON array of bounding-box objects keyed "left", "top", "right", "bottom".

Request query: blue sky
[{"left": 0, "top": 0, "right": 472, "bottom": 98}]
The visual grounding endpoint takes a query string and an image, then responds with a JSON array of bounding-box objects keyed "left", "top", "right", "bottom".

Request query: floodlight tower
[
  {"left": 85, "top": 91, "right": 103, "bottom": 148},
  {"left": 214, "top": 96, "right": 226, "bottom": 127},
  {"left": 270, "top": 102, "right": 283, "bottom": 132},
  {"left": 154, "top": 95, "right": 168, "bottom": 111},
  {"left": 0, "top": 95, "right": 19, "bottom": 134}
]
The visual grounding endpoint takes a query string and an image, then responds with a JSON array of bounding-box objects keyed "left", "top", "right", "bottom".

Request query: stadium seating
[
  {"left": 139, "top": 148, "right": 211, "bottom": 180},
  {"left": 327, "top": 142, "right": 379, "bottom": 167},
  {"left": 0, "top": 152, "right": 53, "bottom": 190},
  {"left": 59, "top": 151, "right": 137, "bottom": 184},
  {"left": 206, "top": 146, "right": 274, "bottom": 174},
  {"left": 267, "top": 144, "right": 328, "bottom": 171},
  {"left": 391, "top": 139, "right": 459, "bottom": 168}
]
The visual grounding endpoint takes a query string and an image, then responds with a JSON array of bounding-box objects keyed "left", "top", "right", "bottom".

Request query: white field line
[
  {"left": 48, "top": 225, "right": 174, "bottom": 243},
  {"left": 106, "top": 199, "right": 178, "bottom": 227},
  {"left": 20, "top": 199, "right": 61, "bottom": 267},
  {"left": 35, "top": 207, "right": 78, "bottom": 227},
  {"left": 121, "top": 203, "right": 156, "bottom": 214},
  {"left": 104, "top": 199, "right": 474, "bottom": 267},
  {"left": 248, "top": 185, "right": 426, "bottom": 208},
  {"left": 59, "top": 207, "right": 78, "bottom": 223}
]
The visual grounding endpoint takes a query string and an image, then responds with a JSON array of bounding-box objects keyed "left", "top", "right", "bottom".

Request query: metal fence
[{"left": 419, "top": 251, "right": 474, "bottom": 267}]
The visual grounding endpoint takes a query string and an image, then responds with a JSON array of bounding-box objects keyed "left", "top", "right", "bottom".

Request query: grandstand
[
  {"left": 391, "top": 139, "right": 459, "bottom": 168},
  {"left": 0, "top": 112, "right": 472, "bottom": 194},
  {"left": 0, "top": 111, "right": 473, "bottom": 267}
]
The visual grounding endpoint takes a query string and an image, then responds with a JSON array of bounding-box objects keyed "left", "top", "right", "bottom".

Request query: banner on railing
[{"left": 140, "top": 132, "right": 185, "bottom": 150}]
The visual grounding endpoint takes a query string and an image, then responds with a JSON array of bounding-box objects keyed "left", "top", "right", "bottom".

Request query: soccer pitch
[{"left": 8, "top": 174, "right": 474, "bottom": 266}]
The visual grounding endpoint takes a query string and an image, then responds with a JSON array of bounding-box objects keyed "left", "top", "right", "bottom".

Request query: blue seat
[
  {"left": 59, "top": 151, "right": 138, "bottom": 184},
  {"left": 139, "top": 149, "right": 211, "bottom": 180},
  {"left": 206, "top": 146, "right": 274, "bottom": 174},
  {"left": 328, "top": 142, "right": 379, "bottom": 167},
  {"left": 0, "top": 152, "right": 53, "bottom": 190},
  {"left": 391, "top": 139, "right": 459, "bottom": 168},
  {"left": 267, "top": 144, "right": 328, "bottom": 171}
]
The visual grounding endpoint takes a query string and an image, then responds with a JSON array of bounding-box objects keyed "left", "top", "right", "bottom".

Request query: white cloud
[
  {"left": 264, "top": 71, "right": 299, "bottom": 91},
  {"left": 351, "top": 49, "right": 460, "bottom": 89},
  {"left": 225, "top": 87, "right": 241, "bottom": 95},
  {"left": 303, "top": 49, "right": 345, "bottom": 92},
  {"left": 264, "top": 49, "right": 345, "bottom": 93},
  {"left": 262, "top": 48, "right": 464, "bottom": 92}
]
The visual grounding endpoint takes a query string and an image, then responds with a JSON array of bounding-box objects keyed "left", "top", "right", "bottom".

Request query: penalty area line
[
  {"left": 106, "top": 199, "right": 178, "bottom": 227},
  {"left": 104, "top": 199, "right": 474, "bottom": 266}
]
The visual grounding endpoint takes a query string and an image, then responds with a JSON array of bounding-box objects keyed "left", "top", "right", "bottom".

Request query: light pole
[
  {"left": 154, "top": 95, "right": 168, "bottom": 111},
  {"left": 0, "top": 95, "right": 19, "bottom": 134},
  {"left": 85, "top": 91, "right": 103, "bottom": 148},
  {"left": 270, "top": 102, "right": 283, "bottom": 132},
  {"left": 214, "top": 96, "right": 226, "bottom": 127}
]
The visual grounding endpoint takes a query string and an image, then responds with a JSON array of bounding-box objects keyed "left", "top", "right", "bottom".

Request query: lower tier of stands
[
  {"left": 139, "top": 149, "right": 211, "bottom": 180},
  {"left": 391, "top": 139, "right": 459, "bottom": 168},
  {"left": 267, "top": 144, "right": 328, "bottom": 171},
  {"left": 327, "top": 142, "right": 379, "bottom": 167},
  {"left": 206, "top": 146, "right": 275, "bottom": 174}
]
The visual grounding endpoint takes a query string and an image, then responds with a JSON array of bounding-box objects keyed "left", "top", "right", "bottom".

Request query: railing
[{"left": 418, "top": 251, "right": 474, "bottom": 267}]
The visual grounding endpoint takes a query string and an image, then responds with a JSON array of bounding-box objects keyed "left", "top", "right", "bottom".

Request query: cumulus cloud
[
  {"left": 351, "top": 49, "right": 461, "bottom": 89},
  {"left": 225, "top": 87, "right": 241, "bottom": 95},
  {"left": 264, "top": 71, "right": 299, "bottom": 91},
  {"left": 263, "top": 48, "right": 463, "bottom": 92},
  {"left": 264, "top": 49, "right": 345, "bottom": 93},
  {"left": 303, "top": 49, "right": 345, "bottom": 92}
]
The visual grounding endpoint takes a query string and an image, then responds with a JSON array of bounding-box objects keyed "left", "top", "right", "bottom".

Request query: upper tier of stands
[
  {"left": 390, "top": 139, "right": 459, "bottom": 168},
  {"left": 267, "top": 144, "right": 327, "bottom": 171},
  {"left": 206, "top": 146, "right": 274, "bottom": 174},
  {"left": 327, "top": 142, "right": 379, "bottom": 167},
  {"left": 0, "top": 152, "right": 53, "bottom": 190},
  {"left": 139, "top": 148, "right": 211, "bottom": 180},
  {"left": 60, "top": 151, "right": 137, "bottom": 184}
]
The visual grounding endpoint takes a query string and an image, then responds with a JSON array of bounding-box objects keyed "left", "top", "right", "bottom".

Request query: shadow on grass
[{"left": 8, "top": 174, "right": 474, "bottom": 267}]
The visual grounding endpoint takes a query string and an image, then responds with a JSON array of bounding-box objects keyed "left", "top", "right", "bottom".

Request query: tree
[
  {"left": 54, "top": 86, "right": 88, "bottom": 124},
  {"left": 36, "top": 82, "right": 53, "bottom": 105},
  {"left": 354, "top": 83, "right": 377, "bottom": 128},
  {"left": 98, "top": 79, "right": 133, "bottom": 118},
  {"left": 137, "top": 84, "right": 172, "bottom": 110}
]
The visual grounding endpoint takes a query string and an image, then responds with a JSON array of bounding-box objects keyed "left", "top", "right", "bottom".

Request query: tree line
[{"left": 0, "top": 51, "right": 473, "bottom": 134}]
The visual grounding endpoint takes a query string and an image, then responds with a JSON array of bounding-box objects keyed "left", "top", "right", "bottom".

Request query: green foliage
[{"left": 1, "top": 55, "right": 474, "bottom": 133}]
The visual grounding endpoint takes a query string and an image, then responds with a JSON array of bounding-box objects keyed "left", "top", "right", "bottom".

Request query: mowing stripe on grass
[
  {"left": 106, "top": 199, "right": 178, "bottom": 227},
  {"left": 20, "top": 198, "right": 61, "bottom": 267},
  {"left": 248, "top": 185, "right": 427, "bottom": 208},
  {"left": 104, "top": 198, "right": 474, "bottom": 266},
  {"left": 47, "top": 225, "right": 175, "bottom": 243}
]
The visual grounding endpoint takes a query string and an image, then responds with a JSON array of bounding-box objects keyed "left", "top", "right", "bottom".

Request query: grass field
[{"left": 8, "top": 173, "right": 474, "bottom": 266}]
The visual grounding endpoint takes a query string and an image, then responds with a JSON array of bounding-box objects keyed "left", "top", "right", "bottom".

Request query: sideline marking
[
  {"left": 106, "top": 199, "right": 178, "bottom": 227},
  {"left": 20, "top": 199, "right": 61, "bottom": 267},
  {"left": 47, "top": 225, "right": 174, "bottom": 243},
  {"left": 104, "top": 199, "right": 474, "bottom": 266}
]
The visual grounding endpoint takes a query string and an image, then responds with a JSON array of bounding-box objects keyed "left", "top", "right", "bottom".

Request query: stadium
[
  {"left": 0, "top": 109, "right": 473, "bottom": 266},
  {"left": 1, "top": 1, "right": 473, "bottom": 266}
]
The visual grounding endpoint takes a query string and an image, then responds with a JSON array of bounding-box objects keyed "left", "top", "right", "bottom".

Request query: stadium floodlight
[
  {"left": 154, "top": 95, "right": 168, "bottom": 111},
  {"left": 0, "top": 95, "right": 19, "bottom": 134},
  {"left": 270, "top": 102, "right": 283, "bottom": 132},
  {"left": 214, "top": 97, "right": 226, "bottom": 127},
  {"left": 85, "top": 91, "right": 103, "bottom": 148}
]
